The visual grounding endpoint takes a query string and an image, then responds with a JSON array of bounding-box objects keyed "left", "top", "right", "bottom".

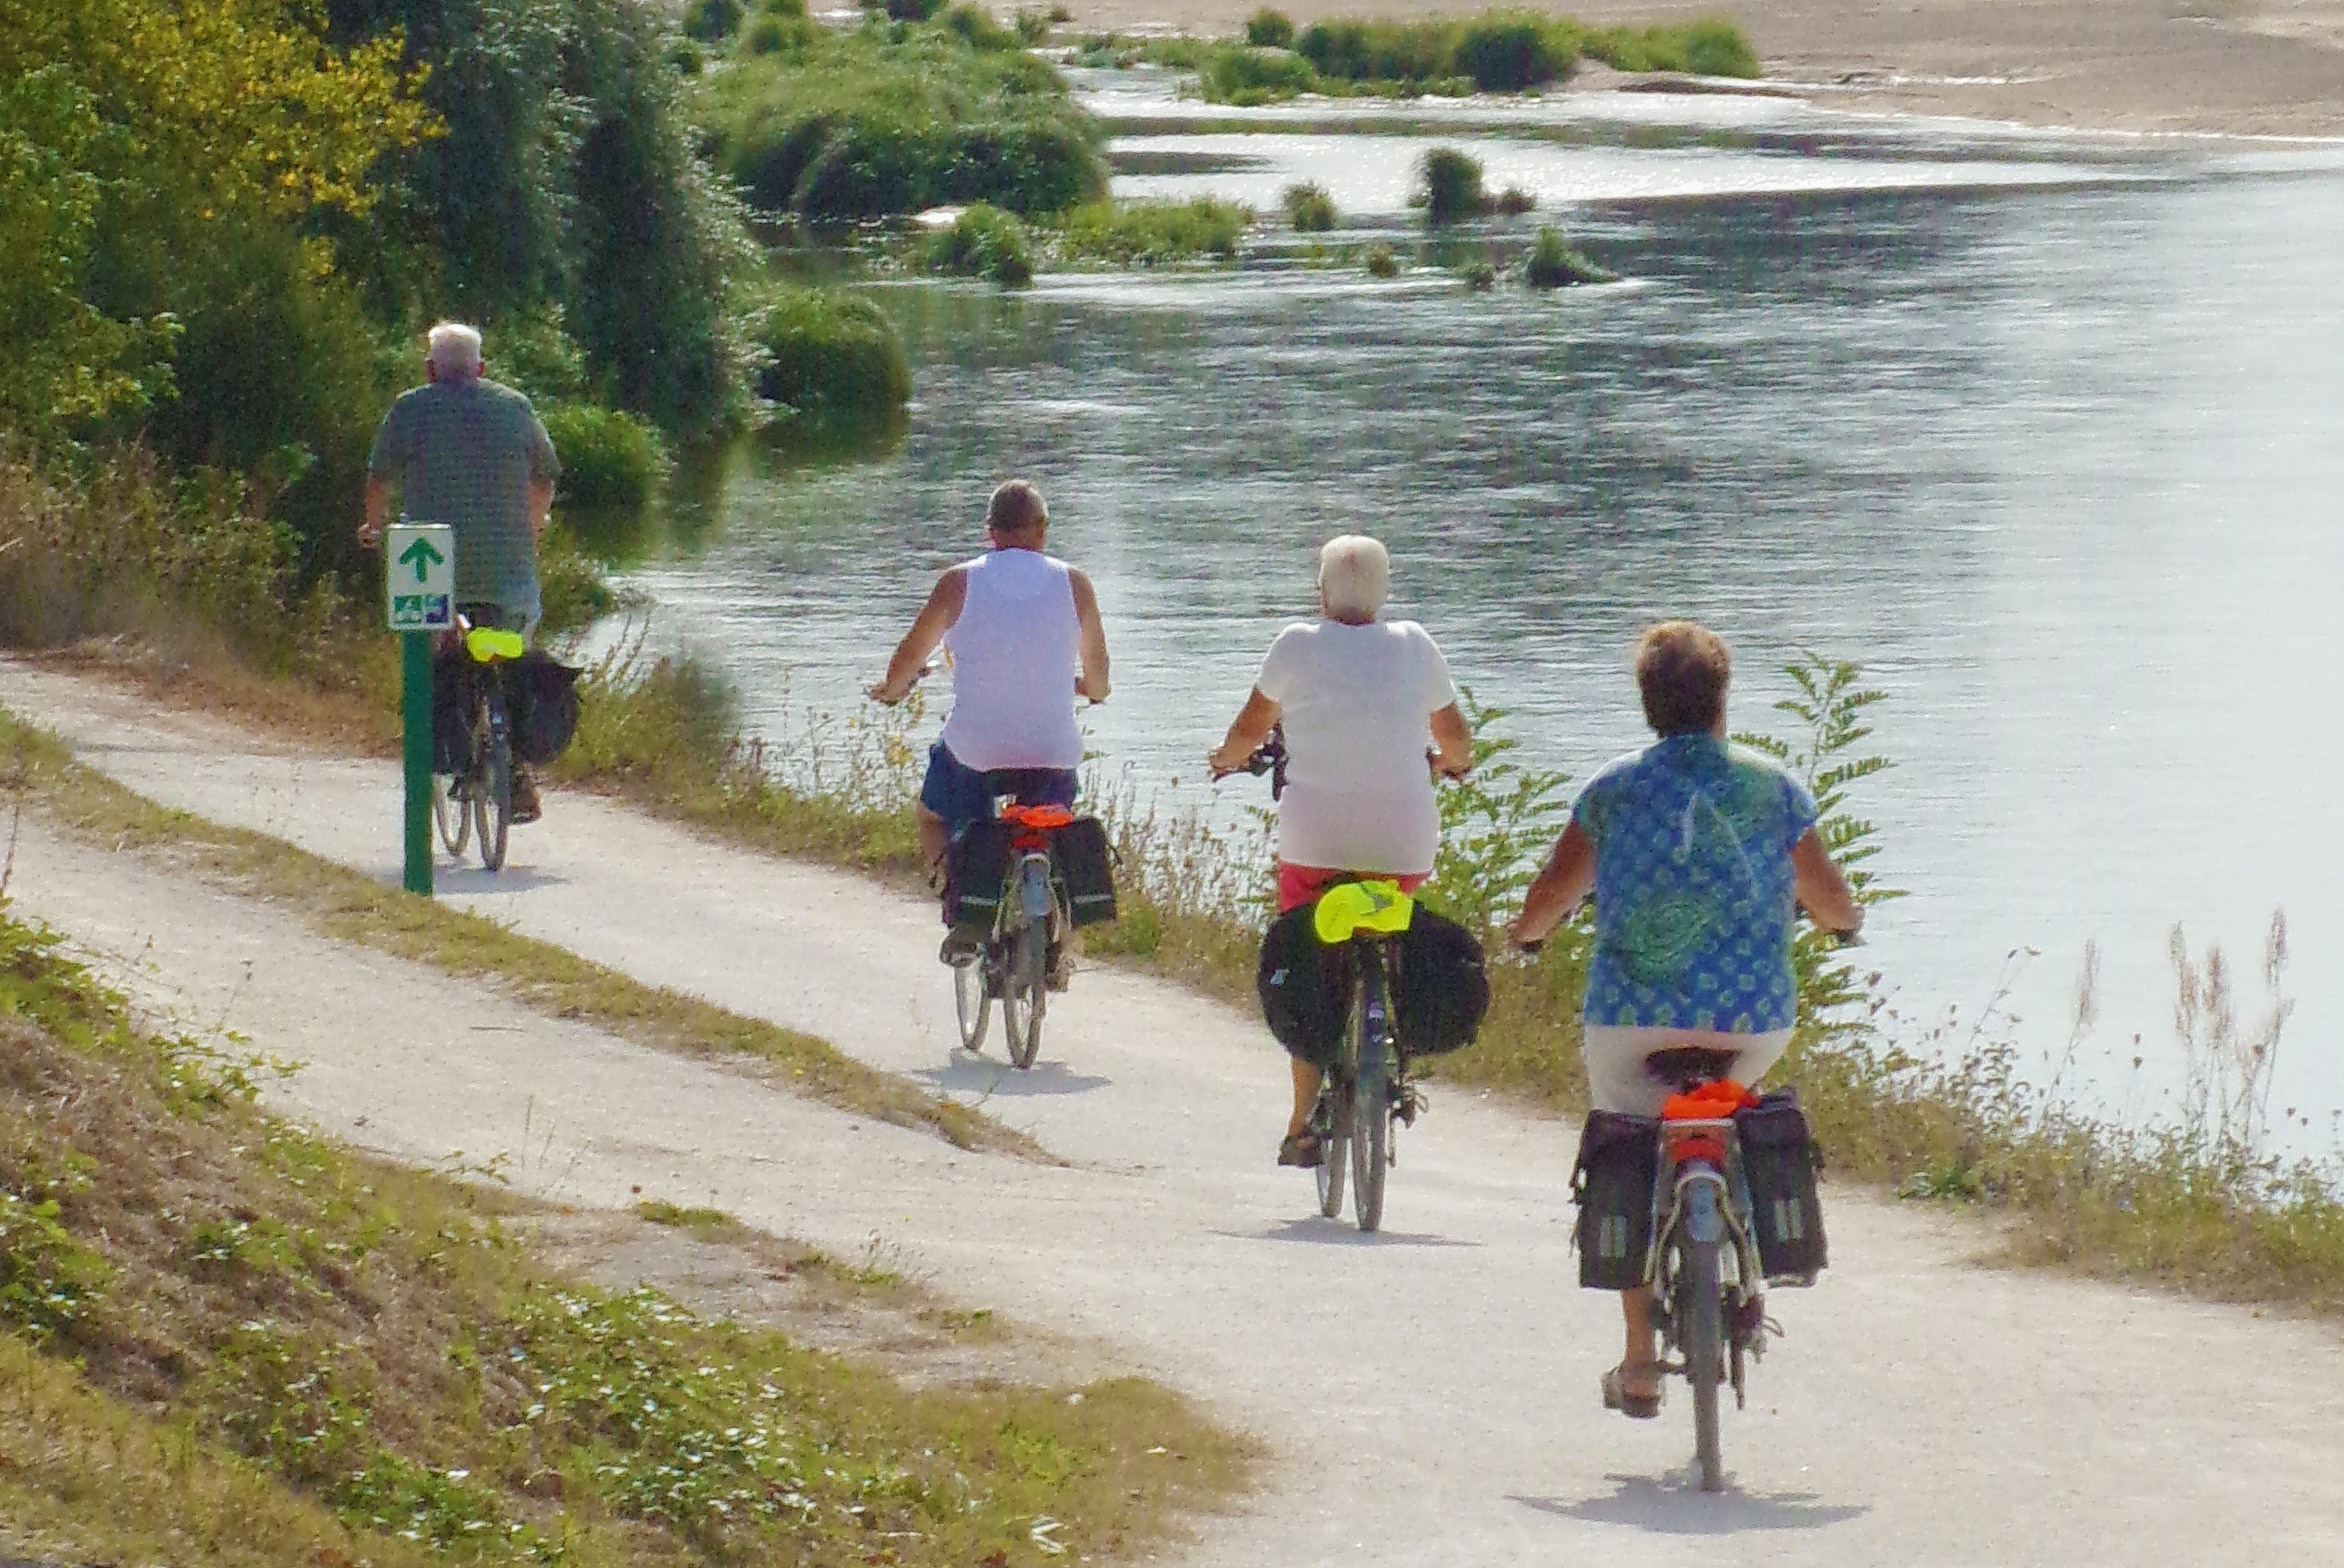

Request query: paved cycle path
[{"left": 4, "top": 660, "right": 2341, "bottom": 1567}]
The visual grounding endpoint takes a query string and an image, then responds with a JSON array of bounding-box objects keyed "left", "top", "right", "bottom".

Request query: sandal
[
  {"left": 1276, "top": 1129, "right": 1323, "bottom": 1168},
  {"left": 1601, "top": 1363, "right": 1664, "bottom": 1420}
]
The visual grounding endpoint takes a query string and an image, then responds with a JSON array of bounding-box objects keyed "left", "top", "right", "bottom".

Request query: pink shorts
[{"left": 1276, "top": 863, "right": 1429, "bottom": 914}]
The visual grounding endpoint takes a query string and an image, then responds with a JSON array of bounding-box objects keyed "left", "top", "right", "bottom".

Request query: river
[{"left": 600, "top": 72, "right": 2344, "bottom": 1145}]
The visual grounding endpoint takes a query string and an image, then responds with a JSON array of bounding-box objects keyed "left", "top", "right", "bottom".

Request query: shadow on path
[
  {"left": 1214, "top": 1217, "right": 1481, "bottom": 1248},
  {"left": 912, "top": 1056, "right": 1113, "bottom": 1098},
  {"left": 1513, "top": 1474, "right": 1869, "bottom": 1534},
  {"left": 436, "top": 864, "right": 572, "bottom": 896}
]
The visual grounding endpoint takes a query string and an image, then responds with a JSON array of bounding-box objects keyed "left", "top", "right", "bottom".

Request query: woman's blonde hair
[{"left": 1318, "top": 534, "right": 1391, "bottom": 619}]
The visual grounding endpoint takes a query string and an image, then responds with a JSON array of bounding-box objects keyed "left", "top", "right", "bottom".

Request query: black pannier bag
[
  {"left": 1735, "top": 1089, "right": 1828, "bottom": 1284},
  {"left": 430, "top": 645, "right": 474, "bottom": 774},
  {"left": 508, "top": 650, "right": 583, "bottom": 767},
  {"left": 1393, "top": 907, "right": 1488, "bottom": 1056},
  {"left": 1572, "top": 1111, "right": 1660, "bottom": 1289},
  {"left": 943, "top": 819, "right": 1016, "bottom": 933},
  {"left": 1255, "top": 904, "right": 1351, "bottom": 1069},
  {"left": 1048, "top": 816, "right": 1117, "bottom": 927}
]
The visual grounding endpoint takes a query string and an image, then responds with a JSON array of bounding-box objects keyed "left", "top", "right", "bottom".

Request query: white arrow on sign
[{"left": 384, "top": 522, "right": 456, "bottom": 632}]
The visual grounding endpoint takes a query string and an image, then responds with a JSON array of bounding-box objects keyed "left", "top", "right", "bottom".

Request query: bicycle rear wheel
[
  {"left": 432, "top": 773, "right": 471, "bottom": 856},
  {"left": 472, "top": 694, "right": 510, "bottom": 872},
  {"left": 1000, "top": 916, "right": 1045, "bottom": 1069},
  {"left": 1680, "top": 1230, "right": 1726, "bottom": 1491},
  {"left": 1351, "top": 991, "right": 1390, "bottom": 1234}
]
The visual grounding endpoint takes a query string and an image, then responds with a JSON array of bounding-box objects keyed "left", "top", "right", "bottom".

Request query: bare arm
[
  {"left": 1428, "top": 701, "right": 1471, "bottom": 779},
  {"left": 1791, "top": 828, "right": 1862, "bottom": 935},
  {"left": 1508, "top": 820, "right": 1596, "bottom": 947},
  {"left": 1069, "top": 567, "right": 1110, "bottom": 703},
  {"left": 870, "top": 568, "right": 967, "bottom": 704},
  {"left": 359, "top": 477, "right": 391, "bottom": 549},
  {"left": 528, "top": 476, "right": 554, "bottom": 540},
  {"left": 1207, "top": 689, "right": 1281, "bottom": 776}
]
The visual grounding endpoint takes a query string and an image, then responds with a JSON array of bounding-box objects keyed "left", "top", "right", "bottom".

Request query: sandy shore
[{"left": 1066, "top": 0, "right": 2344, "bottom": 137}]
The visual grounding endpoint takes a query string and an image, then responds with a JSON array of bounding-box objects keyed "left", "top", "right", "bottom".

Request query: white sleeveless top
[{"left": 938, "top": 548, "right": 1083, "bottom": 771}]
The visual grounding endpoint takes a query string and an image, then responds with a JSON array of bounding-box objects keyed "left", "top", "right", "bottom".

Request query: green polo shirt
[{"left": 367, "top": 377, "right": 558, "bottom": 609}]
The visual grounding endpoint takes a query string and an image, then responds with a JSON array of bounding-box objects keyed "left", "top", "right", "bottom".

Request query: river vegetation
[
  {"left": 1085, "top": 9, "right": 1761, "bottom": 105},
  {"left": 0, "top": 897, "right": 1247, "bottom": 1565}
]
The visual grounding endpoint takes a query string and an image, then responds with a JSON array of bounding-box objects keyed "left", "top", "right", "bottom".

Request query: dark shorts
[{"left": 918, "top": 742, "right": 1077, "bottom": 836}]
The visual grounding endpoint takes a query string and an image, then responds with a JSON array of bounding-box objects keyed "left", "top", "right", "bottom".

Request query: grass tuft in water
[
  {"left": 1053, "top": 197, "right": 1253, "bottom": 265},
  {"left": 1419, "top": 146, "right": 1491, "bottom": 225},
  {"left": 538, "top": 402, "right": 672, "bottom": 512},
  {"left": 745, "top": 285, "right": 913, "bottom": 436},
  {"left": 1282, "top": 181, "right": 1337, "bottom": 231},
  {"left": 927, "top": 202, "right": 1037, "bottom": 285},
  {"left": 1523, "top": 226, "right": 1615, "bottom": 288},
  {"left": 1362, "top": 241, "right": 1402, "bottom": 278}
]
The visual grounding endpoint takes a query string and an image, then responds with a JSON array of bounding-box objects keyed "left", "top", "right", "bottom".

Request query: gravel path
[{"left": 4, "top": 660, "right": 2341, "bottom": 1565}]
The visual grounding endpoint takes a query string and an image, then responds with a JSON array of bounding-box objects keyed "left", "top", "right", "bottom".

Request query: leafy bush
[
  {"left": 1454, "top": 10, "right": 1581, "bottom": 90},
  {"left": 1583, "top": 18, "right": 1761, "bottom": 78},
  {"left": 1495, "top": 185, "right": 1536, "bottom": 216},
  {"left": 1244, "top": 7, "right": 1296, "bottom": 48},
  {"left": 1055, "top": 198, "right": 1252, "bottom": 265},
  {"left": 1363, "top": 241, "right": 1401, "bottom": 278},
  {"left": 1460, "top": 258, "right": 1496, "bottom": 290},
  {"left": 928, "top": 202, "right": 1035, "bottom": 285},
  {"left": 705, "top": 24, "right": 1107, "bottom": 222},
  {"left": 745, "top": 286, "right": 912, "bottom": 434},
  {"left": 1014, "top": 6, "right": 1052, "bottom": 44},
  {"left": 683, "top": 0, "right": 746, "bottom": 38},
  {"left": 1419, "top": 146, "right": 1489, "bottom": 224},
  {"left": 1282, "top": 180, "right": 1337, "bottom": 231},
  {"left": 539, "top": 402, "right": 671, "bottom": 512},
  {"left": 1523, "top": 225, "right": 1615, "bottom": 287},
  {"left": 1200, "top": 43, "right": 1323, "bottom": 104},
  {"left": 1296, "top": 17, "right": 1461, "bottom": 84},
  {"left": 942, "top": 3, "right": 1021, "bottom": 50}
]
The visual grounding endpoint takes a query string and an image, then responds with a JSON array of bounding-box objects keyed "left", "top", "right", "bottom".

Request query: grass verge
[
  {"left": 0, "top": 705, "right": 1026, "bottom": 1157},
  {"left": 0, "top": 902, "right": 1250, "bottom": 1565}
]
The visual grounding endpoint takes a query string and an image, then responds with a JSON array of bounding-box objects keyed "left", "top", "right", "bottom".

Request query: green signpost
[{"left": 386, "top": 521, "right": 456, "bottom": 897}]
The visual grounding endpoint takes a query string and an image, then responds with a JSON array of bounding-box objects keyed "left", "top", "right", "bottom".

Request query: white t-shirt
[{"left": 1253, "top": 618, "right": 1460, "bottom": 874}]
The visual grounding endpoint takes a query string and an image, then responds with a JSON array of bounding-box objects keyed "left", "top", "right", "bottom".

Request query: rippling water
[{"left": 602, "top": 91, "right": 2344, "bottom": 1142}]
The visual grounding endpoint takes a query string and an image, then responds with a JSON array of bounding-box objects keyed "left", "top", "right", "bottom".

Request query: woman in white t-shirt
[{"left": 1207, "top": 535, "right": 1473, "bottom": 1166}]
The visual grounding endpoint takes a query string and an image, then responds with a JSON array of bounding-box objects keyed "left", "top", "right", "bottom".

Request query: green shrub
[
  {"left": 1363, "top": 240, "right": 1400, "bottom": 278},
  {"left": 1418, "top": 146, "right": 1488, "bottom": 224},
  {"left": 1199, "top": 43, "right": 1323, "bottom": 104},
  {"left": 1282, "top": 180, "right": 1337, "bottom": 231},
  {"left": 1014, "top": 7, "right": 1052, "bottom": 44},
  {"left": 1244, "top": 7, "right": 1296, "bottom": 48},
  {"left": 1682, "top": 17, "right": 1762, "bottom": 77},
  {"left": 927, "top": 202, "right": 1035, "bottom": 285},
  {"left": 745, "top": 286, "right": 913, "bottom": 433},
  {"left": 1453, "top": 10, "right": 1580, "bottom": 90},
  {"left": 888, "top": 0, "right": 947, "bottom": 19},
  {"left": 684, "top": 0, "right": 746, "bottom": 39},
  {"left": 669, "top": 37, "right": 706, "bottom": 74},
  {"left": 1460, "top": 258, "right": 1496, "bottom": 290},
  {"left": 941, "top": 3, "right": 1021, "bottom": 51},
  {"left": 540, "top": 402, "right": 672, "bottom": 512},
  {"left": 1583, "top": 18, "right": 1761, "bottom": 78},
  {"left": 1523, "top": 225, "right": 1615, "bottom": 288},
  {"left": 1494, "top": 184, "right": 1536, "bottom": 216},
  {"left": 1055, "top": 197, "right": 1252, "bottom": 265},
  {"left": 1296, "top": 18, "right": 1459, "bottom": 84}
]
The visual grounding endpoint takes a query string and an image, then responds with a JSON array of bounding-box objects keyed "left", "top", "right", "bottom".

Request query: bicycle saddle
[
  {"left": 1312, "top": 879, "right": 1415, "bottom": 945},
  {"left": 464, "top": 626, "right": 526, "bottom": 664}
]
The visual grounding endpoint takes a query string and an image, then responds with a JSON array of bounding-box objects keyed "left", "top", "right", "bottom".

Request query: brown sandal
[
  {"left": 1601, "top": 1363, "right": 1664, "bottom": 1420},
  {"left": 1276, "top": 1130, "right": 1323, "bottom": 1168}
]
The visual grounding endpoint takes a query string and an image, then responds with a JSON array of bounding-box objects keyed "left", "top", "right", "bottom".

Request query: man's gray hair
[
  {"left": 426, "top": 320, "right": 485, "bottom": 382},
  {"left": 1318, "top": 534, "right": 1391, "bottom": 620}
]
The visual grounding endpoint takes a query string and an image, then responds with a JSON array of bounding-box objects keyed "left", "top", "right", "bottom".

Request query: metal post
[{"left": 402, "top": 630, "right": 433, "bottom": 896}]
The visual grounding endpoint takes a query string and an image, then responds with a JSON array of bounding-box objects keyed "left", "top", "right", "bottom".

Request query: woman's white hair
[
  {"left": 426, "top": 320, "right": 485, "bottom": 381},
  {"left": 1317, "top": 534, "right": 1391, "bottom": 620}
]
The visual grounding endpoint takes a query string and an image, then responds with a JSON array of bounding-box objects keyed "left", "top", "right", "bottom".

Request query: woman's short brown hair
[
  {"left": 986, "top": 478, "right": 1048, "bottom": 537},
  {"left": 1634, "top": 620, "right": 1731, "bottom": 736}
]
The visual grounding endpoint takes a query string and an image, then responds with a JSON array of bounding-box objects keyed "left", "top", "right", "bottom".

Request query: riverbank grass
[{"left": 0, "top": 903, "right": 1249, "bottom": 1565}]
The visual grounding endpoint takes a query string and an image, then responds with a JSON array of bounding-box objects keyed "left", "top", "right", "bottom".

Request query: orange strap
[{"left": 1660, "top": 1079, "right": 1756, "bottom": 1121}]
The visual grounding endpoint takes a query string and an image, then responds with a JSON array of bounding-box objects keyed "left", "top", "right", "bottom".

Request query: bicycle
[
  {"left": 430, "top": 613, "right": 526, "bottom": 872},
  {"left": 950, "top": 786, "right": 1075, "bottom": 1071},
  {"left": 1223, "top": 726, "right": 1424, "bottom": 1233}
]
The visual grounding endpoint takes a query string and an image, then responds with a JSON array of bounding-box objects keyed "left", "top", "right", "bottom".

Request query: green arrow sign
[{"left": 398, "top": 535, "right": 446, "bottom": 583}]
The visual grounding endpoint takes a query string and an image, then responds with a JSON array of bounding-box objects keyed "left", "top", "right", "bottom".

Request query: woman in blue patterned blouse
[{"left": 1509, "top": 620, "right": 1862, "bottom": 1417}]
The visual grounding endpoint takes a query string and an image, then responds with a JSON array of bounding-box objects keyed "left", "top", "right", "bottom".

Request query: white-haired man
[
  {"left": 359, "top": 321, "right": 560, "bottom": 821},
  {"left": 1208, "top": 535, "right": 1473, "bottom": 1166}
]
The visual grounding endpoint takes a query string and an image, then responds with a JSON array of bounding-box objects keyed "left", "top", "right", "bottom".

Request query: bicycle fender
[
  {"left": 1018, "top": 858, "right": 1054, "bottom": 921},
  {"left": 1684, "top": 1175, "right": 1724, "bottom": 1244}
]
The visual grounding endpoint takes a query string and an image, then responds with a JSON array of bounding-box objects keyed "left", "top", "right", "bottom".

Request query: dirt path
[{"left": 5, "top": 659, "right": 2341, "bottom": 1565}]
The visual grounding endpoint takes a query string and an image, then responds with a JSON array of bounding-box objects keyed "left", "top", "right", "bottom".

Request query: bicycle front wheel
[
  {"left": 432, "top": 773, "right": 471, "bottom": 856},
  {"left": 473, "top": 697, "right": 510, "bottom": 872},
  {"left": 1000, "top": 917, "right": 1045, "bottom": 1069},
  {"left": 1680, "top": 1231, "right": 1726, "bottom": 1492}
]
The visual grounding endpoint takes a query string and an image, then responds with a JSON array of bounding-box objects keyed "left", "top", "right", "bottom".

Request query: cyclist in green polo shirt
[{"left": 359, "top": 321, "right": 560, "bottom": 821}]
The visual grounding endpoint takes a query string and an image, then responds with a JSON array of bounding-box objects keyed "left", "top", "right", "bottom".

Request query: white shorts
[{"left": 1582, "top": 1024, "right": 1795, "bottom": 1118}]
